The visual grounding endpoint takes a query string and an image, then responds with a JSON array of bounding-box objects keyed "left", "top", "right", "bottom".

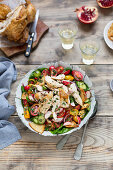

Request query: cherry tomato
[
  {"left": 62, "top": 80, "right": 70, "bottom": 86},
  {"left": 72, "top": 70, "right": 83, "bottom": 81},
  {"left": 64, "top": 114, "right": 73, "bottom": 122},
  {"left": 57, "top": 109, "right": 66, "bottom": 118},
  {"left": 50, "top": 69, "right": 57, "bottom": 76},
  {"left": 65, "top": 109, "right": 70, "bottom": 115},
  {"left": 56, "top": 66, "right": 64, "bottom": 74},
  {"left": 24, "top": 85, "right": 30, "bottom": 91},
  {"left": 28, "top": 80, "right": 35, "bottom": 84},
  {"left": 30, "top": 104, "right": 39, "bottom": 116},
  {"left": 73, "top": 116, "right": 78, "bottom": 122},
  {"left": 24, "top": 108, "right": 30, "bottom": 119},
  {"left": 65, "top": 75, "right": 74, "bottom": 81},
  {"left": 41, "top": 69, "right": 50, "bottom": 76},
  {"left": 63, "top": 70, "right": 70, "bottom": 75},
  {"left": 77, "top": 116, "right": 81, "bottom": 124},
  {"left": 75, "top": 105, "right": 81, "bottom": 110},
  {"left": 73, "top": 116, "right": 81, "bottom": 124},
  {"left": 22, "top": 99, "right": 28, "bottom": 106},
  {"left": 31, "top": 94, "right": 34, "bottom": 98},
  {"left": 49, "top": 66, "right": 55, "bottom": 71},
  {"left": 70, "top": 109, "right": 78, "bottom": 116}
]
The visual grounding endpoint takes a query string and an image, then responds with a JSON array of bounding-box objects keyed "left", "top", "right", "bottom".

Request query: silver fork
[
  {"left": 74, "top": 121, "right": 88, "bottom": 160},
  {"left": 56, "top": 133, "right": 71, "bottom": 150}
]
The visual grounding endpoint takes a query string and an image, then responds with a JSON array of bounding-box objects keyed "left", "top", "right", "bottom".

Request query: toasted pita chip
[
  {"left": 29, "top": 122, "right": 45, "bottom": 134},
  {"left": 21, "top": 92, "right": 27, "bottom": 99}
]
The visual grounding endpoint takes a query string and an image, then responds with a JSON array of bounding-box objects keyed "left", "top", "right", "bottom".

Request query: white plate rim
[{"left": 104, "top": 20, "right": 113, "bottom": 50}]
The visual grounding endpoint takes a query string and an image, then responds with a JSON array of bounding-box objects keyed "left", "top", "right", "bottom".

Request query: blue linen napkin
[{"left": 0, "top": 57, "right": 21, "bottom": 149}]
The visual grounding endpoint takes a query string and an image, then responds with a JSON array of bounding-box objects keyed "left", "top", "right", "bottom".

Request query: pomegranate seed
[
  {"left": 99, "top": 0, "right": 113, "bottom": 7},
  {"left": 80, "top": 7, "right": 96, "bottom": 21}
]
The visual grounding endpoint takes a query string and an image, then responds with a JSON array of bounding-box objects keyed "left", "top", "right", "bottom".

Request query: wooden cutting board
[{"left": 0, "top": 19, "right": 49, "bottom": 57}]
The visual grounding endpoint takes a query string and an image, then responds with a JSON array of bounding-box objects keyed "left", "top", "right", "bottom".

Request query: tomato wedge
[
  {"left": 30, "top": 104, "right": 39, "bottom": 116},
  {"left": 63, "top": 70, "right": 70, "bottom": 75},
  {"left": 49, "top": 66, "right": 55, "bottom": 71},
  {"left": 56, "top": 66, "right": 64, "bottom": 74},
  {"left": 75, "top": 105, "right": 81, "bottom": 110},
  {"left": 64, "top": 114, "right": 73, "bottom": 122},
  {"left": 41, "top": 69, "right": 50, "bottom": 76},
  {"left": 22, "top": 99, "right": 28, "bottom": 106},
  {"left": 57, "top": 109, "right": 66, "bottom": 118},
  {"left": 24, "top": 85, "right": 30, "bottom": 91},
  {"left": 72, "top": 70, "right": 83, "bottom": 81},
  {"left": 65, "top": 109, "right": 70, "bottom": 115},
  {"left": 62, "top": 80, "right": 70, "bottom": 86},
  {"left": 50, "top": 68, "right": 57, "bottom": 76}
]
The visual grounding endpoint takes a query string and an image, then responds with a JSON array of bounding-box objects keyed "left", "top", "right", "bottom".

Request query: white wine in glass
[
  {"left": 58, "top": 23, "right": 78, "bottom": 50},
  {"left": 80, "top": 39, "right": 100, "bottom": 65}
]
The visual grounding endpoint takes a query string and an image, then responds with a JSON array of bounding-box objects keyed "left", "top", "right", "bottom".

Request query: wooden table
[{"left": 0, "top": 0, "right": 113, "bottom": 169}]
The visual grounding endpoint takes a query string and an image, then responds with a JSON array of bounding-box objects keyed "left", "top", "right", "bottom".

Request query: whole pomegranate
[{"left": 75, "top": 6, "right": 98, "bottom": 24}]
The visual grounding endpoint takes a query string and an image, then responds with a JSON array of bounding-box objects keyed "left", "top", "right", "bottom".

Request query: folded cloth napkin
[{"left": 0, "top": 57, "right": 21, "bottom": 149}]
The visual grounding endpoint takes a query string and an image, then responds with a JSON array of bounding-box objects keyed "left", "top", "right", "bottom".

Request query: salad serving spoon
[
  {"left": 110, "top": 79, "right": 113, "bottom": 91},
  {"left": 56, "top": 101, "right": 98, "bottom": 151},
  {"left": 74, "top": 100, "right": 98, "bottom": 160}
]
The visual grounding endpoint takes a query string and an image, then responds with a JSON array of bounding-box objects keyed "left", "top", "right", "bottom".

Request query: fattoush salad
[{"left": 21, "top": 65, "right": 92, "bottom": 134}]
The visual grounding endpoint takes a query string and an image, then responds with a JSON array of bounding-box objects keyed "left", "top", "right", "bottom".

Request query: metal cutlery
[{"left": 25, "top": 9, "right": 39, "bottom": 58}]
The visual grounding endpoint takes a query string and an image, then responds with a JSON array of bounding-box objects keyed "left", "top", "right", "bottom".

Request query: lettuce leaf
[{"left": 50, "top": 124, "right": 73, "bottom": 134}]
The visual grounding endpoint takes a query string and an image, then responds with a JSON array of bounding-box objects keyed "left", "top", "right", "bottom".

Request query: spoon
[
  {"left": 56, "top": 101, "right": 98, "bottom": 151},
  {"left": 74, "top": 100, "right": 98, "bottom": 160},
  {"left": 110, "top": 79, "right": 113, "bottom": 91}
]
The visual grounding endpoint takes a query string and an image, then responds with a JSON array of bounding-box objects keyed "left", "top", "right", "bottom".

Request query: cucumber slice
[
  {"left": 31, "top": 114, "right": 45, "bottom": 125},
  {"left": 42, "top": 85, "right": 47, "bottom": 90},
  {"left": 37, "top": 114, "right": 45, "bottom": 125},
  {"left": 31, "top": 116, "right": 39, "bottom": 124},
  {"left": 86, "top": 102, "right": 91, "bottom": 111},
  {"left": 84, "top": 99, "right": 90, "bottom": 103},
  {"left": 76, "top": 81, "right": 87, "bottom": 90},
  {"left": 33, "top": 70, "right": 41, "bottom": 78}
]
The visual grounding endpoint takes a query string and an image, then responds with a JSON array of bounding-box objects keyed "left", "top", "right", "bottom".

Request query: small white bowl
[{"left": 104, "top": 20, "right": 113, "bottom": 50}]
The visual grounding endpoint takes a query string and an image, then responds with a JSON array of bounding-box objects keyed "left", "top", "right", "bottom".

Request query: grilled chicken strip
[
  {"left": 59, "top": 88, "right": 70, "bottom": 108},
  {"left": 39, "top": 91, "right": 53, "bottom": 114},
  {"left": 69, "top": 83, "right": 83, "bottom": 106},
  {"left": 45, "top": 76, "right": 62, "bottom": 89},
  {"left": 52, "top": 95, "right": 60, "bottom": 120}
]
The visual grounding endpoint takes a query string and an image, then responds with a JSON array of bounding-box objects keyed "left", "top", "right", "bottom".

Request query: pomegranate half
[
  {"left": 97, "top": 0, "right": 113, "bottom": 8},
  {"left": 75, "top": 6, "right": 98, "bottom": 24}
]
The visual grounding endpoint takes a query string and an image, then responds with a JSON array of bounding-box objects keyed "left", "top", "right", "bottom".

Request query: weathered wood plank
[
  {"left": 8, "top": 64, "right": 113, "bottom": 116},
  {"left": 0, "top": 0, "right": 113, "bottom": 169},
  {"left": 0, "top": 116, "right": 113, "bottom": 170},
  {"left": 0, "top": 0, "right": 113, "bottom": 64}
]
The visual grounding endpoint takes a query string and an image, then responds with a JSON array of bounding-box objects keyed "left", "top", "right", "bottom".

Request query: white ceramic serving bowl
[{"left": 15, "top": 61, "right": 96, "bottom": 136}]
